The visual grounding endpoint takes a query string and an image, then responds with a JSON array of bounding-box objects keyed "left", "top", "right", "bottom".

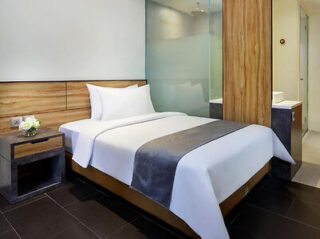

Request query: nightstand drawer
[{"left": 14, "top": 136, "right": 63, "bottom": 159}]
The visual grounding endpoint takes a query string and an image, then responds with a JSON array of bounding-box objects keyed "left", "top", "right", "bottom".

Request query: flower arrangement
[{"left": 19, "top": 117, "right": 41, "bottom": 137}]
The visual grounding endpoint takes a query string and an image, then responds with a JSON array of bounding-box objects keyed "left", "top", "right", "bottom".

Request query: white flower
[
  {"left": 19, "top": 117, "right": 40, "bottom": 131},
  {"left": 19, "top": 121, "right": 32, "bottom": 131},
  {"left": 25, "top": 117, "right": 35, "bottom": 123},
  {"left": 33, "top": 120, "right": 40, "bottom": 129}
]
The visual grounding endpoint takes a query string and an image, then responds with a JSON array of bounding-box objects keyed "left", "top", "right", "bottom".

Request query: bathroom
[{"left": 272, "top": 0, "right": 320, "bottom": 186}]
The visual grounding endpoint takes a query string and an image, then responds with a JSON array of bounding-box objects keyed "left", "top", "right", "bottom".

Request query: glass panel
[
  {"left": 209, "top": 0, "right": 223, "bottom": 100},
  {"left": 300, "top": 7, "right": 308, "bottom": 135},
  {"left": 146, "top": 0, "right": 213, "bottom": 117}
]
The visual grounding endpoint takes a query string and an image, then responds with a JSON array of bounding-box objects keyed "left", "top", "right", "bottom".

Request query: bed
[
  {"left": 0, "top": 80, "right": 293, "bottom": 239},
  {"left": 60, "top": 113, "right": 293, "bottom": 238}
]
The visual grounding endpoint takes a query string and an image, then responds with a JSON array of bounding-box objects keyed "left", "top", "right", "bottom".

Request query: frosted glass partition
[
  {"left": 146, "top": 0, "right": 222, "bottom": 117},
  {"left": 210, "top": 2, "right": 223, "bottom": 100}
]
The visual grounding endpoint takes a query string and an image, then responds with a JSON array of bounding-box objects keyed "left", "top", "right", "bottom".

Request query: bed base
[{"left": 66, "top": 152, "right": 270, "bottom": 238}]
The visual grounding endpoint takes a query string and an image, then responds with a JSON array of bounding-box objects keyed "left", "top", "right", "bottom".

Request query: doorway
[
  {"left": 299, "top": 7, "right": 308, "bottom": 136},
  {"left": 293, "top": 5, "right": 320, "bottom": 187}
]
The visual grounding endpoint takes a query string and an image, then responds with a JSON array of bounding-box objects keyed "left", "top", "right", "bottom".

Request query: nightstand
[{"left": 0, "top": 128, "right": 65, "bottom": 204}]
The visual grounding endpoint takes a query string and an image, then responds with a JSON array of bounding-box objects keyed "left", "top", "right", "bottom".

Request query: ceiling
[
  {"left": 151, "top": 0, "right": 222, "bottom": 15},
  {"left": 301, "top": 0, "right": 320, "bottom": 15},
  {"left": 150, "top": 0, "right": 320, "bottom": 16}
]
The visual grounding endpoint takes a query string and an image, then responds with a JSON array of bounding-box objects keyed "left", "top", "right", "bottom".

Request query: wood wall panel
[
  {"left": 67, "top": 80, "right": 147, "bottom": 110},
  {"left": 0, "top": 82, "right": 66, "bottom": 117},
  {"left": 0, "top": 108, "right": 90, "bottom": 134},
  {"left": 0, "top": 80, "right": 146, "bottom": 134},
  {"left": 223, "top": 0, "right": 272, "bottom": 127}
]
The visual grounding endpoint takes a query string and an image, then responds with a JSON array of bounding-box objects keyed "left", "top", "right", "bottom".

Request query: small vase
[{"left": 22, "top": 129, "right": 37, "bottom": 137}]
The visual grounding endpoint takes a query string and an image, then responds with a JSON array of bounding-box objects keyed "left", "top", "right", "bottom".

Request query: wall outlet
[{"left": 10, "top": 117, "right": 23, "bottom": 128}]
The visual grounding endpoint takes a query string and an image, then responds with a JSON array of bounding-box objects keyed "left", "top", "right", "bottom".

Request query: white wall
[
  {"left": 308, "top": 13, "right": 320, "bottom": 132},
  {"left": 273, "top": 0, "right": 300, "bottom": 100},
  {"left": 0, "top": 0, "right": 145, "bottom": 81}
]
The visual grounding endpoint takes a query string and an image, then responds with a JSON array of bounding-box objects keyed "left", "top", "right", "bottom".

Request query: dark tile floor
[
  {"left": 226, "top": 175, "right": 320, "bottom": 239},
  {"left": 0, "top": 173, "right": 191, "bottom": 239},
  {"left": 1, "top": 174, "right": 320, "bottom": 239}
]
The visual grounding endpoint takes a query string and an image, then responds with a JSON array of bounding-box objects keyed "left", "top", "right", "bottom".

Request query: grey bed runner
[{"left": 131, "top": 120, "right": 249, "bottom": 208}]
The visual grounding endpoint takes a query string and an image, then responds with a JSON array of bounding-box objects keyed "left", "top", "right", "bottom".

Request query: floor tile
[
  {"left": 0, "top": 214, "right": 11, "bottom": 235},
  {"left": 293, "top": 163, "right": 320, "bottom": 188},
  {"left": 302, "top": 131, "right": 320, "bottom": 165},
  {"left": 47, "top": 177, "right": 97, "bottom": 207},
  {"left": 3, "top": 173, "right": 320, "bottom": 239},
  {"left": 49, "top": 220, "right": 99, "bottom": 239},
  {"left": 138, "top": 214, "right": 193, "bottom": 239},
  {"left": 230, "top": 205, "right": 288, "bottom": 239},
  {"left": 227, "top": 226, "right": 263, "bottom": 239},
  {"left": 0, "top": 194, "right": 46, "bottom": 213},
  {"left": 108, "top": 217, "right": 180, "bottom": 239},
  {"left": 0, "top": 230, "right": 20, "bottom": 239},
  {"left": 316, "top": 180, "right": 320, "bottom": 189},
  {"left": 286, "top": 199, "right": 320, "bottom": 229},
  {"left": 224, "top": 200, "right": 247, "bottom": 226},
  {"left": 65, "top": 192, "right": 139, "bottom": 238},
  {"left": 262, "top": 176, "right": 320, "bottom": 204},
  {"left": 113, "top": 199, "right": 192, "bottom": 239},
  {"left": 246, "top": 188, "right": 294, "bottom": 216},
  {"left": 4, "top": 197, "right": 83, "bottom": 239},
  {"left": 282, "top": 220, "right": 320, "bottom": 239}
]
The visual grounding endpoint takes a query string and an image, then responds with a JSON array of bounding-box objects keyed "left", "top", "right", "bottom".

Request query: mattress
[{"left": 60, "top": 119, "right": 93, "bottom": 154}]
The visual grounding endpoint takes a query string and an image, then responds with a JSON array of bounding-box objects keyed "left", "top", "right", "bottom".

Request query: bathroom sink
[{"left": 273, "top": 91, "right": 284, "bottom": 104}]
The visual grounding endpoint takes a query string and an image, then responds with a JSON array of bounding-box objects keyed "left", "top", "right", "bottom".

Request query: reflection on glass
[
  {"left": 146, "top": 0, "right": 222, "bottom": 117},
  {"left": 209, "top": 0, "right": 223, "bottom": 100}
]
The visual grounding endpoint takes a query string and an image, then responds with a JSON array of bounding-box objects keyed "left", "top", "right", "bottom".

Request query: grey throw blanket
[{"left": 131, "top": 120, "right": 249, "bottom": 208}]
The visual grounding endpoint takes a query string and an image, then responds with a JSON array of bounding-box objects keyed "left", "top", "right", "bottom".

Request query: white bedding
[{"left": 59, "top": 113, "right": 294, "bottom": 239}]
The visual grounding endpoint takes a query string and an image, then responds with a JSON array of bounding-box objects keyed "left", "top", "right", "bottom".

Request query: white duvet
[{"left": 60, "top": 112, "right": 294, "bottom": 239}]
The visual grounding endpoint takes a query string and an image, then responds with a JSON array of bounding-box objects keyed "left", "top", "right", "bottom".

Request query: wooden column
[{"left": 223, "top": 0, "right": 272, "bottom": 127}]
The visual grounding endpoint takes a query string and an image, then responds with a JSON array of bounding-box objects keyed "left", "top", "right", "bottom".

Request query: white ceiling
[
  {"left": 150, "top": 0, "right": 222, "bottom": 15},
  {"left": 150, "top": 0, "right": 319, "bottom": 16},
  {"left": 301, "top": 0, "right": 320, "bottom": 15}
]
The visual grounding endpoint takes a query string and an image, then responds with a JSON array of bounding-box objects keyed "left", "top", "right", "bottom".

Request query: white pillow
[
  {"left": 86, "top": 84, "right": 138, "bottom": 120},
  {"left": 98, "top": 85, "right": 155, "bottom": 121}
]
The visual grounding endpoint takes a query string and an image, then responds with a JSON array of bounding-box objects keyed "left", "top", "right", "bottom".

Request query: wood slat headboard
[{"left": 0, "top": 80, "right": 147, "bottom": 134}]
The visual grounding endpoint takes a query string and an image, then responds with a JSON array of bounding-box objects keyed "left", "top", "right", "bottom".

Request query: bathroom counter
[
  {"left": 209, "top": 99, "right": 302, "bottom": 110},
  {"left": 272, "top": 100, "right": 302, "bottom": 110}
]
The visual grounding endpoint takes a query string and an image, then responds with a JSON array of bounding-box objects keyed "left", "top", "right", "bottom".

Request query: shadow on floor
[{"left": 1, "top": 173, "right": 320, "bottom": 239}]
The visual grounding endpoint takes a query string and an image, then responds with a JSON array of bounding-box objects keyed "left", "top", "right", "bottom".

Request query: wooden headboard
[{"left": 0, "top": 80, "right": 147, "bottom": 134}]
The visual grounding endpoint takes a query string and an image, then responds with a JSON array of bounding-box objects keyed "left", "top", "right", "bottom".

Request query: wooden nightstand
[{"left": 0, "top": 128, "right": 65, "bottom": 204}]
